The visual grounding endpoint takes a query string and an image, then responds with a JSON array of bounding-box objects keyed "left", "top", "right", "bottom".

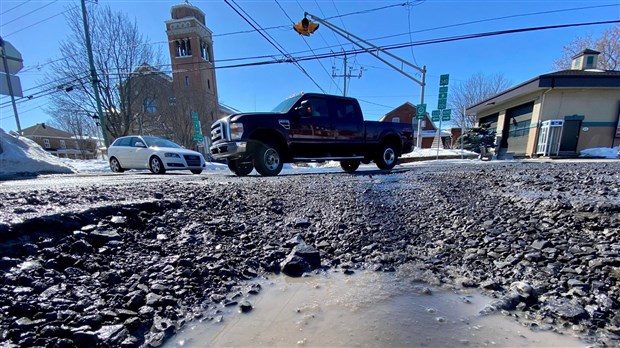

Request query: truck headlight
[{"left": 230, "top": 122, "right": 244, "bottom": 140}]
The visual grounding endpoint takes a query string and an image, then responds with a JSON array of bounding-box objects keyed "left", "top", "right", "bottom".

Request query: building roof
[
  {"left": 134, "top": 63, "right": 173, "bottom": 82},
  {"left": 571, "top": 48, "right": 600, "bottom": 59},
  {"left": 379, "top": 102, "right": 416, "bottom": 122},
  {"left": 22, "top": 124, "right": 73, "bottom": 138},
  {"left": 467, "top": 69, "right": 620, "bottom": 114}
]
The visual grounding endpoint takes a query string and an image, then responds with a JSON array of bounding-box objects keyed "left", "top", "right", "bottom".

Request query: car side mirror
[{"left": 135, "top": 141, "right": 146, "bottom": 148}]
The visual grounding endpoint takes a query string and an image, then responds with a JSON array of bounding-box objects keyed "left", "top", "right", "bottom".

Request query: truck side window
[
  {"left": 333, "top": 100, "right": 357, "bottom": 120},
  {"left": 307, "top": 98, "right": 329, "bottom": 118}
]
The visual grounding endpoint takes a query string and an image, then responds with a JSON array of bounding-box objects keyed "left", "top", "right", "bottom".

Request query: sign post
[
  {"left": 0, "top": 37, "right": 24, "bottom": 134},
  {"left": 192, "top": 112, "right": 204, "bottom": 142},
  {"left": 434, "top": 74, "right": 450, "bottom": 159}
]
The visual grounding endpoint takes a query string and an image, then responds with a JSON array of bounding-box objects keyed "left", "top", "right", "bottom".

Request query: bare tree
[
  {"left": 40, "top": 3, "right": 163, "bottom": 144},
  {"left": 552, "top": 23, "right": 619, "bottom": 71},
  {"left": 449, "top": 72, "right": 512, "bottom": 129}
]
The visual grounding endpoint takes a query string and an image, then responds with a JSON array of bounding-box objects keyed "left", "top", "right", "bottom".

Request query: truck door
[
  {"left": 331, "top": 98, "right": 365, "bottom": 157},
  {"left": 288, "top": 96, "right": 335, "bottom": 158}
]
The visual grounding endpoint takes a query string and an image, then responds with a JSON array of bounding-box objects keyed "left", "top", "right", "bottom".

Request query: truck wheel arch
[{"left": 247, "top": 129, "right": 290, "bottom": 161}]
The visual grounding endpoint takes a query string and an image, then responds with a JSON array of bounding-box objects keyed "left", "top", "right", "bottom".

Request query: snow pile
[
  {"left": 0, "top": 128, "right": 76, "bottom": 177},
  {"left": 579, "top": 147, "right": 619, "bottom": 159},
  {"left": 402, "top": 148, "right": 478, "bottom": 158}
]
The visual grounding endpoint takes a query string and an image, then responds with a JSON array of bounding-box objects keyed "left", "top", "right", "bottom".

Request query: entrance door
[{"left": 559, "top": 120, "right": 581, "bottom": 152}]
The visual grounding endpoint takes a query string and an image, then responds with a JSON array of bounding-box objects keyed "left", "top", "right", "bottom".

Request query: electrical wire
[
  {"left": 224, "top": 0, "right": 325, "bottom": 93},
  {"left": 5, "top": 18, "right": 618, "bottom": 110},
  {"left": 0, "top": 0, "right": 59, "bottom": 28},
  {"left": 0, "top": 0, "right": 31, "bottom": 16},
  {"left": 275, "top": 0, "right": 342, "bottom": 95},
  {"left": 4, "top": 6, "right": 78, "bottom": 38},
  {"left": 17, "top": 3, "right": 615, "bottom": 75}
]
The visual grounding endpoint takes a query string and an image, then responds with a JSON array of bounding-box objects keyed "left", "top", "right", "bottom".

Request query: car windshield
[
  {"left": 271, "top": 94, "right": 303, "bottom": 113},
  {"left": 142, "top": 136, "right": 182, "bottom": 149}
]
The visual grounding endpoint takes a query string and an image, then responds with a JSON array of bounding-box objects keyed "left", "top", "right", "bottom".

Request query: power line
[
  {"left": 224, "top": 0, "right": 325, "bottom": 93},
  {"left": 4, "top": 6, "right": 77, "bottom": 38},
  {"left": 6, "top": 19, "right": 618, "bottom": 110},
  {"left": 0, "top": 0, "right": 59, "bottom": 28},
  {"left": 18, "top": 3, "right": 615, "bottom": 75},
  {"left": 275, "top": 0, "right": 342, "bottom": 95},
  {"left": 1, "top": 0, "right": 31, "bottom": 16}
]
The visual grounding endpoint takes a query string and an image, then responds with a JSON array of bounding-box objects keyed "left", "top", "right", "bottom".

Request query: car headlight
[
  {"left": 164, "top": 153, "right": 181, "bottom": 158},
  {"left": 230, "top": 122, "right": 244, "bottom": 140}
]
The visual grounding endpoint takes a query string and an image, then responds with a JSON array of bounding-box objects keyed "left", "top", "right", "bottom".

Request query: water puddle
[{"left": 167, "top": 271, "right": 585, "bottom": 347}]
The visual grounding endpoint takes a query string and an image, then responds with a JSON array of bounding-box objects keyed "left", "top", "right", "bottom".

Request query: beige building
[{"left": 468, "top": 49, "right": 620, "bottom": 158}]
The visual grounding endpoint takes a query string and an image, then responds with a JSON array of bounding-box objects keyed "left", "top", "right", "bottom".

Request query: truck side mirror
[{"left": 295, "top": 100, "right": 312, "bottom": 118}]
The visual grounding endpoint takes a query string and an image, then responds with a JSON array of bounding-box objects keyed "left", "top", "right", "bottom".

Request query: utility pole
[
  {"left": 332, "top": 52, "right": 364, "bottom": 97},
  {"left": 81, "top": 0, "right": 109, "bottom": 148}
]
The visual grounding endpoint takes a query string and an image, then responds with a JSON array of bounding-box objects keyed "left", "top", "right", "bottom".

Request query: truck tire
[
  {"left": 375, "top": 143, "right": 397, "bottom": 170},
  {"left": 227, "top": 158, "right": 254, "bottom": 176},
  {"left": 340, "top": 160, "right": 360, "bottom": 173},
  {"left": 253, "top": 141, "right": 283, "bottom": 176}
]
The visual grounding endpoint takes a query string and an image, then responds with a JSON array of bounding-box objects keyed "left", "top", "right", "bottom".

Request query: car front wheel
[
  {"left": 190, "top": 169, "right": 203, "bottom": 175},
  {"left": 149, "top": 156, "right": 166, "bottom": 174},
  {"left": 253, "top": 141, "right": 283, "bottom": 176},
  {"left": 109, "top": 157, "right": 124, "bottom": 173},
  {"left": 375, "top": 143, "right": 397, "bottom": 170}
]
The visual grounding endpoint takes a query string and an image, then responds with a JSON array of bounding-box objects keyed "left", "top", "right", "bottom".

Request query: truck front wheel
[
  {"left": 227, "top": 158, "right": 254, "bottom": 176},
  {"left": 340, "top": 160, "right": 360, "bottom": 173},
  {"left": 375, "top": 143, "right": 397, "bottom": 170},
  {"left": 253, "top": 141, "right": 283, "bottom": 176}
]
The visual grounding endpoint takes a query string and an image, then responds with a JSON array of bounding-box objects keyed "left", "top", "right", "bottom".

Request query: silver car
[{"left": 108, "top": 136, "right": 205, "bottom": 174}]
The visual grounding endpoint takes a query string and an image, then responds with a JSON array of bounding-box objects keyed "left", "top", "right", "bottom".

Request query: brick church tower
[{"left": 165, "top": 2, "right": 219, "bottom": 136}]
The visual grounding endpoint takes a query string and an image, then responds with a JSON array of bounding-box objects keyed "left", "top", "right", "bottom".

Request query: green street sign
[
  {"left": 440, "top": 74, "right": 450, "bottom": 86},
  {"left": 441, "top": 109, "right": 452, "bottom": 122},
  {"left": 430, "top": 110, "right": 440, "bottom": 122},
  {"left": 438, "top": 92, "right": 448, "bottom": 99},
  {"left": 439, "top": 86, "right": 448, "bottom": 94},
  {"left": 431, "top": 116, "right": 439, "bottom": 122},
  {"left": 438, "top": 98, "right": 447, "bottom": 110},
  {"left": 416, "top": 103, "right": 426, "bottom": 116}
]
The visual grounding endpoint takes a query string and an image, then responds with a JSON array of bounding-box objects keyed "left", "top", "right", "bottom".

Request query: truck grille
[
  {"left": 183, "top": 155, "right": 201, "bottom": 167},
  {"left": 210, "top": 120, "right": 227, "bottom": 143}
]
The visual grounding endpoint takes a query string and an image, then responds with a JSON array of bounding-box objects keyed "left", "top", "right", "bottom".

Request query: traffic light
[{"left": 293, "top": 17, "right": 319, "bottom": 36}]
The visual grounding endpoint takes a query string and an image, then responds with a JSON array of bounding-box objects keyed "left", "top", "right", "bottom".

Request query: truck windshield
[{"left": 271, "top": 94, "right": 303, "bottom": 113}]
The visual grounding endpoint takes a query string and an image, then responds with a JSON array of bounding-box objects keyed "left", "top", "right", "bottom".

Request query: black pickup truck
[{"left": 209, "top": 93, "right": 413, "bottom": 176}]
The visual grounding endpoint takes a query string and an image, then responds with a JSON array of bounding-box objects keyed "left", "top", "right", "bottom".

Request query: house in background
[
  {"left": 380, "top": 102, "right": 452, "bottom": 148},
  {"left": 468, "top": 49, "right": 620, "bottom": 158},
  {"left": 22, "top": 123, "right": 97, "bottom": 159}
]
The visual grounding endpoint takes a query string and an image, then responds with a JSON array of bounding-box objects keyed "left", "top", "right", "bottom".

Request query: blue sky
[{"left": 1, "top": 0, "right": 618, "bottom": 132}]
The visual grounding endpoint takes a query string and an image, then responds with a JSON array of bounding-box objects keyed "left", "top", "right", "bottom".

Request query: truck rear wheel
[
  {"left": 340, "top": 160, "right": 360, "bottom": 173},
  {"left": 253, "top": 141, "right": 283, "bottom": 176},
  {"left": 375, "top": 143, "right": 397, "bottom": 170},
  {"left": 227, "top": 158, "right": 254, "bottom": 176}
]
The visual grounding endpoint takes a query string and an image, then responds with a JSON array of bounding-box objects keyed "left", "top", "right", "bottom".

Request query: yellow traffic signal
[{"left": 293, "top": 17, "right": 319, "bottom": 36}]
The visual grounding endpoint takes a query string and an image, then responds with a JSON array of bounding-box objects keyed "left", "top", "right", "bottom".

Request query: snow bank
[
  {"left": 579, "top": 147, "right": 619, "bottom": 159},
  {"left": 0, "top": 128, "right": 76, "bottom": 177}
]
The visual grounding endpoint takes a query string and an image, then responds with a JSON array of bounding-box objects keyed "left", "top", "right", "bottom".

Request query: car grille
[
  {"left": 183, "top": 155, "right": 201, "bottom": 167},
  {"left": 210, "top": 120, "right": 227, "bottom": 143}
]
